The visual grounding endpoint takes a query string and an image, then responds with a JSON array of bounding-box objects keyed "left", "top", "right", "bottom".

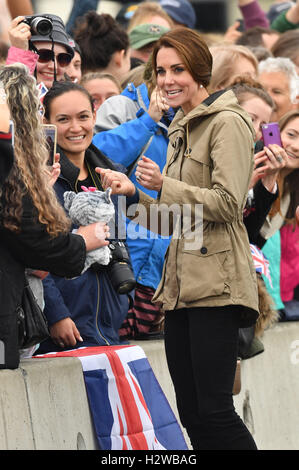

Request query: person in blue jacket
[
  {"left": 36, "top": 81, "right": 133, "bottom": 353},
  {"left": 92, "top": 64, "right": 174, "bottom": 339}
]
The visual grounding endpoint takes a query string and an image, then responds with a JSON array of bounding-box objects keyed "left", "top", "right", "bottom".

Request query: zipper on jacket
[{"left": 95, "top": 272, "right": 110, "bottom": 345}]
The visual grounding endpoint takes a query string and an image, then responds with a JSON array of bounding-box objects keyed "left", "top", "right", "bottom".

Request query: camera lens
[
  {"left": 107, "top": 261, "right": 136, "bottom": 294},
  {"left": 31, "top": 17, "right": 53, "bottom": 36}
]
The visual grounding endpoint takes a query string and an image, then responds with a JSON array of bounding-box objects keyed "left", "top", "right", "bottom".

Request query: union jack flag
[
  {"left": 37, "top": 82, "right": 48, "bottom": 103},
  {"left": 250, "top": 243, "right": 273, "bottom": 287},
  {"left": 35, "top": 345, "right": 188, "bottom": 450}
]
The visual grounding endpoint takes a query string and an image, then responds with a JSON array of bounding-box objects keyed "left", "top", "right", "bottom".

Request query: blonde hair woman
[
  {"left": 0, "top": 63, "right": 69, "bottom": 236},
  {"left": 0, "top": 64, "right": 110, "bottom": 367},
  {"left": 127, "top": 2, "right": 174, "bottom": 32},
  {"left": 208, "top": 44, "right": 258, "bottom": 93}
]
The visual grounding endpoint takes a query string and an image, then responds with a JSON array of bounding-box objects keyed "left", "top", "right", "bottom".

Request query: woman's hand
[
  {"left": 77, "top": 222, "right": 110, "bottom": 252},
  {"left": 95, "top": 167, "right": 136, "bottom": 196},
  {"left": 249, "top": 145, "right": 286, "bottom": 191},
  {"left": 260, "top": 144, "right": 286, "bottom": 192},
  {"left": 47, "top": 153, "right": 61, "bottom": 186},
  {"left": 8, "top": 16, "right": 31, "bottom": 50},
  {"left": 50, "top": 317, "right": 83, "bottom": 348},
  {"left": 249, "top": 150, "right": 268, "bottom": 189},
  {"left": 135, "top": 156, "right": 163, "bottom": 192},
  {"left": 148, "top": 86, "right": 170, "bottom": 122}
]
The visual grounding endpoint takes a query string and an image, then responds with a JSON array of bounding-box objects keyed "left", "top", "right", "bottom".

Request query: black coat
[
  {"left": 0, "top": 135, "right": 86, "bottom": 368},
  {"left": 243, "top": 180, "right": 279, "bottom": 248}
]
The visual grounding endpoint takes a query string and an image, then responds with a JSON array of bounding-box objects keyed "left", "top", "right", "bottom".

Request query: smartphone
[
  {"left": 261, "top": 122, "right": 282, "bottom": 147},
  {"left": 9, "top": 120, "right": 14, "bottom": 147},
  {"left": 42, "top": 124, "right": 57, "bottom": 164}
]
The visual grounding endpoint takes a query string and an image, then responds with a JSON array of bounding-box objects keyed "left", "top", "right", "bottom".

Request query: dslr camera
[
  {"left": 106, "top": 241, "right": 136, "bottom": 295},
  {"left": 23, "top": 15, "right": 53, "bottom": 36}
]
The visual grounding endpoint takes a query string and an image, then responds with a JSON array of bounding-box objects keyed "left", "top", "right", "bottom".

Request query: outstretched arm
[{"left": 238, "top": 0, "right": 269, "bottom": 29}]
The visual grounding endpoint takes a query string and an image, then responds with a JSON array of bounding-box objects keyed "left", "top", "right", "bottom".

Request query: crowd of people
[{"left": 0, "top": 0, "right": 299, "bottom": 451}]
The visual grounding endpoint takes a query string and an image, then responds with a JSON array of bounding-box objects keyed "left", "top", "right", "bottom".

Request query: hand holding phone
[{"left": 42, "top": 124, "right": 57, "bottom": 164}]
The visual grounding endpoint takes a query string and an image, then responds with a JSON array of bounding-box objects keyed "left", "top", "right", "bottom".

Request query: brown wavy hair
[
  {"left": 152, "top": 26, "right": 213, "bottom": 88},
  {"left": 0, "top": 64, "right": 70, "bottom": 236}
]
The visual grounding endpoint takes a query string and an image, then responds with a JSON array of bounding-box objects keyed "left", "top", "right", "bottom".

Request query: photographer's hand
[{"left": 8, "top": 16, "right": 31, "bottom": 50}]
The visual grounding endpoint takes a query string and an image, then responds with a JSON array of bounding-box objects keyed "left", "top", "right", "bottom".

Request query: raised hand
[
  {"left": 8, "top": 16, "right": 31, "bottom": 50},
  {"left": 135, "top": 155, "right": 163, "bottom": 192}
]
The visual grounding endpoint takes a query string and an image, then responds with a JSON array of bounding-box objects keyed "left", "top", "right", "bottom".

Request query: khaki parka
[{"left": 136, "top": 90, "right": 259, "bottom": 326}]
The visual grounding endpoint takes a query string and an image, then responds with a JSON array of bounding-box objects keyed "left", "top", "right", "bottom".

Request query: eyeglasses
[{"left": 37, "top": 49, "right": 72, "bottom": 67}]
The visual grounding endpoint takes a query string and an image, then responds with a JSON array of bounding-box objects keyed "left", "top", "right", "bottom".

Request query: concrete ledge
[
  {"left": 0, "top": 357, "right": 98, "bottom": 450},
  {"left": 233, "top": 322, "right": 299, "bottom": 450},
  {"left": 1, "top": 322, "right": 299, "bottom": 449}
]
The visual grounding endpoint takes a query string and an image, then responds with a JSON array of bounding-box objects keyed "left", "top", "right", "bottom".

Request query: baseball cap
[
  {"left": 30, "top": 14, "right": 74, "bottom": 58},
  {"left": 267, "top": 1, "right": 295, "bottom": 24},
  {"left": 129, "top": 23, "right": 169, "bottom": 50},
  {"left": 159, "top": 0, "right": 196, "bottom": 29}
]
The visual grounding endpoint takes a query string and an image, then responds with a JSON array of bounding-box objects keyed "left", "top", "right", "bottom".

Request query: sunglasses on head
[{"left": 37, "top": 49, "right": 72, "bottom": 67}]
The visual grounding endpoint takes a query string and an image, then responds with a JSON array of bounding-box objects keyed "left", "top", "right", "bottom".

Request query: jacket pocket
[
  {"left": 182, "top": 149, "right": 212, "bottom": 189},
  {"left": 180, "top": 233, "right": 232, "bottom": 303}
]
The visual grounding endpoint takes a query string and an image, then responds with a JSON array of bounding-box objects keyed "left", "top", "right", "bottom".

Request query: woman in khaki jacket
[{"left": 98, "top": 27, "right": 259, "bottom": 450}]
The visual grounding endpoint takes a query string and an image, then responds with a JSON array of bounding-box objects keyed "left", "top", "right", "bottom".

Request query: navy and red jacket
[{"left": 38, "top": 143, "right": 131, "bottom": 353}]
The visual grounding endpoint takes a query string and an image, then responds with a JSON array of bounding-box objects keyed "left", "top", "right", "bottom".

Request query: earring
[{"left": 199, "top": 84, "right": 203, "bottom": 89}]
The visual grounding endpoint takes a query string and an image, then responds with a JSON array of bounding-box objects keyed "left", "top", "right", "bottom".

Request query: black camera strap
[
  {"left": 28, "top": 36, "right": 57, "bottom": 83},
  {"left": 49, "top": 33, "right": 57, "bottom": 83}
]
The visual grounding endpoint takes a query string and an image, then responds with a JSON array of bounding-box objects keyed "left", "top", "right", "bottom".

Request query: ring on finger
[{"left": 276, "top": 154, "right": 283, "bottom": 163}]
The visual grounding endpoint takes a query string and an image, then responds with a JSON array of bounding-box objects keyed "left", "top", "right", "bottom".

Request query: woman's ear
[{"left": 114, "top": 49, "right": 126, "bottom": 68}]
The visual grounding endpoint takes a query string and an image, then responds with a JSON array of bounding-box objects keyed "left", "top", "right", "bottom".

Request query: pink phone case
[{"left": 261, "top": 122, "right": 282, "bottom": 147}]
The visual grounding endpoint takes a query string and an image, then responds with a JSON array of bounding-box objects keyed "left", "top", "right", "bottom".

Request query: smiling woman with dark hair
[{"left": 38, "top": 80, "right": 132, "bottom": 354}]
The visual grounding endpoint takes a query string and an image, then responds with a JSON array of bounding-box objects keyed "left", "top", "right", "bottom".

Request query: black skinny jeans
[{"left": 164, "top": 306, "right": 257, "bottom": 450}]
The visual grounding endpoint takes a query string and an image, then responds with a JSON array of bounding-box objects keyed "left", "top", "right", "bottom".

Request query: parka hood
[{"left": 169, "top": 89, "right": 255, "bottom": 142}]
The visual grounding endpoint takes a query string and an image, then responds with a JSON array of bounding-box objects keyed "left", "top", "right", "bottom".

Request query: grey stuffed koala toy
[{"left": 64, "top": 187, "right": 114, "bottom": 273}]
